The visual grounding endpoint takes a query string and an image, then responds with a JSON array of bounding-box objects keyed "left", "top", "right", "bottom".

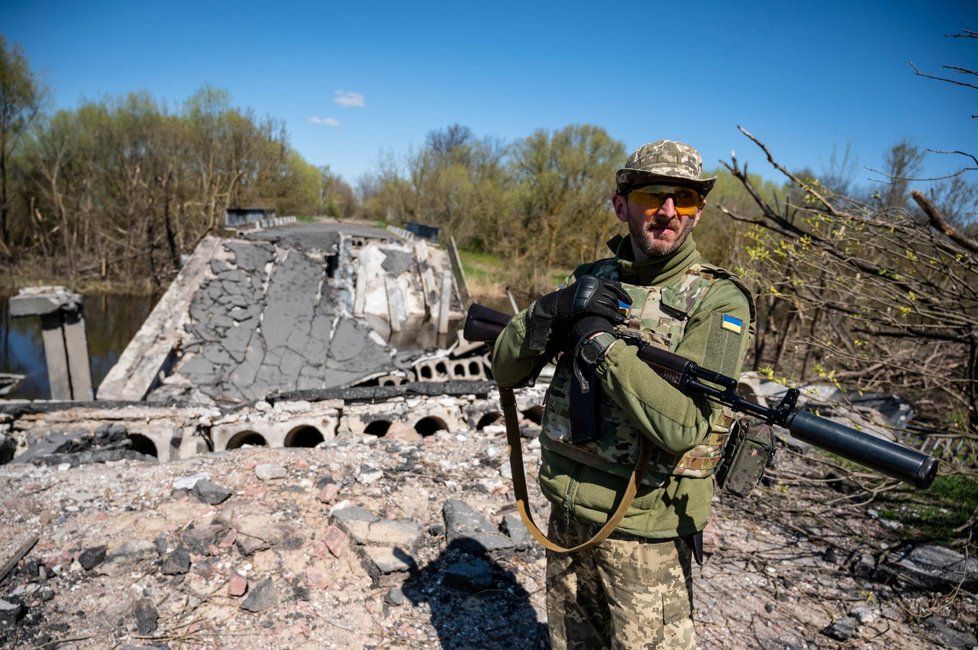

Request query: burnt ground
[{"left": 0, "top": 420, "right": 975, "bottom": 649}]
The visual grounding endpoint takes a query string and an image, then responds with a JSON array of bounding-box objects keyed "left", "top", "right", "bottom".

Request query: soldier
[{"left": 491, "top": 140, "right": 754, "bottom": 649}]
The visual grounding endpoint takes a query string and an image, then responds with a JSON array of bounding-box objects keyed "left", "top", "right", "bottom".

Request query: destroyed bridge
[{"left": 0, "top": 222, "right": 546, "bottom": 465}]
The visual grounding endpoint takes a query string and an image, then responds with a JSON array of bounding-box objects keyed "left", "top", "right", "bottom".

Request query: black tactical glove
[
  {"left": 567, "top": 315, "right": 616, "bottom": 362},
  {"left": 525, "top": 276, "right": 630, "bottom": 352}
]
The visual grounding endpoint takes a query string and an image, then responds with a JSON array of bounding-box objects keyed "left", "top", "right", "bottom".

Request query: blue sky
[{"left": 2, "top": 0, "right": 975, "bottom": 190}]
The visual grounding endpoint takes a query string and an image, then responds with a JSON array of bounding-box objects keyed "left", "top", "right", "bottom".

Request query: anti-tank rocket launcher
[{"left": 465, "top": 302, "right": 938, "bottom": 490}]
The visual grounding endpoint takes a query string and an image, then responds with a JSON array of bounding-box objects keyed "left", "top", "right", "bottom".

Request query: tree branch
[
  {"left": 911, "top": 190, "right": 978, "bottom": 255},
  {"left": 909, "top": 61, "right": 978, "bottom": 91}
]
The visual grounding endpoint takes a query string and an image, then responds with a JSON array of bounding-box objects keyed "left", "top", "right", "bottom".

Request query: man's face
[{"left": 613, "top": 184, "right": 703, "bottom": 260}]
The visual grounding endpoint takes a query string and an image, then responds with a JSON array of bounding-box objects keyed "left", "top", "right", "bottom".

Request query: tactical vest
[{"left": 540, "top": 261, "right": 742, "bottom": 483}]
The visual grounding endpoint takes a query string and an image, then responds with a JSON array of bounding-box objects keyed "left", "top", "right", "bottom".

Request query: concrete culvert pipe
[
  {"left": 364, "top": 420, "right": 392, "bottom": 437},
  {"left": 127, "top": 433, "right": 158, "bottom": 458},
  {"left": 284, "top": 425, "right": 324, "bottom": 448},
  {"left": 522, "top": 406, "right": 544, "bottom": 425},
  {"left": 226, "top": 431, "right": 268, "bottom": 450},
  {"left": 414, "top": 416, "right": 448, "bottom": 437},
  {"left": 476, "top": 412, "right": 502, "bottom": 430}
]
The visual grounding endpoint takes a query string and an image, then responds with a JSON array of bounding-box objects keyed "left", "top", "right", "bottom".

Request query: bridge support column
[{"left": 10, "top": 286, "right": 93, "bottom": 401}]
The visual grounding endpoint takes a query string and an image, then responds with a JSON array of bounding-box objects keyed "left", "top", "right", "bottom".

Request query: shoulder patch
[{"left": 721, "top": 314, "right": 744, "bottom": 334}]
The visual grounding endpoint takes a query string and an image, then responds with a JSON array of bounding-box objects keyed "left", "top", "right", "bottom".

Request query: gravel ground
[{"left": 0, "top": 422, "right": 973, "bottom": 649}]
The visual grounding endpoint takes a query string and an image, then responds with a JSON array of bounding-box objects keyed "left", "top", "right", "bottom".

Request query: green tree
[
  {"left": 507, "top": 124, "right": 624, "bottom": 292},
  {"left": 0, "top": 37, "right": 45, "bottom": 254},
  {"left": 318, "top": 165, "right": 356, "bottom": 219}
]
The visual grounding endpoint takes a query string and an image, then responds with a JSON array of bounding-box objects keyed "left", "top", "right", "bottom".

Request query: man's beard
[{"left": 628, "top": 216, "right": 695, "bottom": 259}]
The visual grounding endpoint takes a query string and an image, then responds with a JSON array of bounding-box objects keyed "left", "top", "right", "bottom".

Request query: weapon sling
[{"left": 500, "top": 386, "right": 653, "bottom": 553}]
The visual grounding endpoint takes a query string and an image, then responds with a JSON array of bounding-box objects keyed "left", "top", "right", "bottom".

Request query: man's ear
[{"left": 612, "top": 194, "right": 628, "bottom": 222}]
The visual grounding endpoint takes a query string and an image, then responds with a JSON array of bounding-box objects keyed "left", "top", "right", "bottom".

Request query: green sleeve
[
  {"left": 490, "top": 308, "right": 551, "bottom": 388},
  {"left": 594, "top": 279, "right": 753, "bottom": 455}
]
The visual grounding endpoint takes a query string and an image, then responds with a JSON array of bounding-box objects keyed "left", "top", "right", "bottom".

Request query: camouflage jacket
[{"left": 492, "top": 235, "right": 754, "bottom": 539}]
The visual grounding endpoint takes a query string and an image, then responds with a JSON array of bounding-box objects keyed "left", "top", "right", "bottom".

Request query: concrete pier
[{"left": 9, "top": 286, "right": 93, "bottom": 401}]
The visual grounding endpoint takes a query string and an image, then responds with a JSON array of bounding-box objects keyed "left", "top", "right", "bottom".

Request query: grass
[
  {"left": 876, "top": 473, "right": 978, "bottom": 546},
  {"left": 457, "top": 249, "right": 510, "bottom": 307}
]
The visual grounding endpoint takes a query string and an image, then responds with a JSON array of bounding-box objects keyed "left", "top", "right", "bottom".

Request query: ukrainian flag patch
[{"left": 721, "top": 314, "right": 744, "bottom": 334}]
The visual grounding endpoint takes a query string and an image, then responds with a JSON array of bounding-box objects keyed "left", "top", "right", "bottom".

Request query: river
[{"left": 0, "top": 293, "right": 159, "bottom": 400}]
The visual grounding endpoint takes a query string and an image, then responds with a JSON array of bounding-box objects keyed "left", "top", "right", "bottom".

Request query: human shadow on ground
[{"left": 398, "top": 538, "right": 550, "bottom": 649}]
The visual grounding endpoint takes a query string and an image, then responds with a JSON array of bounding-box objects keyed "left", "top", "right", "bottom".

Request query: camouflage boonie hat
[{"left": 616, "top": 140, "right": 717, "bottom": 196}]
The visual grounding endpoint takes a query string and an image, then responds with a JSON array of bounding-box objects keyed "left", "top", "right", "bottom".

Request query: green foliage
[
  {"left": 4, "top": 80, "right": 342, "bottom": 287},
  {"left": 0, "top": 36, "right": 46, "bottom": 251},
  {"left": 697, "top": 168, "right": 783, "bottom": 269},
  {"left": 876, "top": 474, "right": 978, "bottom": 545}
]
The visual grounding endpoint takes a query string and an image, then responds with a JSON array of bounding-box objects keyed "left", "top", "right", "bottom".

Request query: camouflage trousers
[{"left": 546, "top": 508, "right": 695, "bottom": 650}]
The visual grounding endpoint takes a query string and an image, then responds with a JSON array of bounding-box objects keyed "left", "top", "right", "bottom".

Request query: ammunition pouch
[{"left": 715, "top": 418, "right": 776, "bottom": 497}]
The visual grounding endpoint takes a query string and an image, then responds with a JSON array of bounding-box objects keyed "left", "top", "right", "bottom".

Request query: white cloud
[
  {"left": 334, "top": 90, "right": 365, "bottom": 108},
  {"left": 310, "top": 116, "right": 340, "bottom": 127}
]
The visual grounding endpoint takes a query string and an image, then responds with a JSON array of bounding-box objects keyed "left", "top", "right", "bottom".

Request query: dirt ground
[{"left": 0, "top": 422, "right": 974, "bottom": 649}]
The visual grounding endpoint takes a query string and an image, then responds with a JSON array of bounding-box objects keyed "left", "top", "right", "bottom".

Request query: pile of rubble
[{"left": 1, "top": 418, "right": 975, "bottom": 649}]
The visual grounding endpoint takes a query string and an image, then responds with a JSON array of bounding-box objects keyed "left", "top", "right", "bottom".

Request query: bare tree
[{"left": 722, "top": 127, "right": 978, "bottom": 452}]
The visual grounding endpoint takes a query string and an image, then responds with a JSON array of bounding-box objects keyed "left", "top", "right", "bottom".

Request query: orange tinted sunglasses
[{"left": 628, "top": 185, "right": 702, "bottom": 217}]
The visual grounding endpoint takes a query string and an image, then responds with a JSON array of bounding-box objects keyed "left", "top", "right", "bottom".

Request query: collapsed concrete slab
[{"left": 97, "top": 222, "right": 468, "bottom": 406}]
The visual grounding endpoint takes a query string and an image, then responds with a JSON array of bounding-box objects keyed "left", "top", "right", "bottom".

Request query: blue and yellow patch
[{"left": 721, "top": 314, "right": 744, "bottom": 334}]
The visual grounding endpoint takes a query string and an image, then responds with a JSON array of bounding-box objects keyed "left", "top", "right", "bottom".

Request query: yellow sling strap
[{"left": 499, "top": 386, "right": 653, "bottom": 554}]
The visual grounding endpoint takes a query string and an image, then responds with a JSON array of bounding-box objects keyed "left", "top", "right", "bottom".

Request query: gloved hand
[
  {"left": 567, "top": 315, "right": 616, "bottom": 361},
  {"left": 525, "top": 276, "right": 630, "bottom": 352},
  {"left": 536, "top": 276, "right": 630, "bottom": 323}
]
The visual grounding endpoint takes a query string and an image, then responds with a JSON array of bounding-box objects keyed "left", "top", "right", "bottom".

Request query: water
[{"left": 0, "top": 293, "right": 159, "bottom": 400}]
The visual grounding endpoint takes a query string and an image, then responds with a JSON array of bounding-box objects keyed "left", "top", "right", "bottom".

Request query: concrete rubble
[
  {"left": 2, "top": 222, "right": 508, "bottom": 465},
  {"left": 1, "top": 423, "right": 974, "bottom": 648}
]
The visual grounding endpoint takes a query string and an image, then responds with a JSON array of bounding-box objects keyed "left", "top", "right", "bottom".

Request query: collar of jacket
[{"left": 605, "top": 234, "right": 703, "bottom": 286}]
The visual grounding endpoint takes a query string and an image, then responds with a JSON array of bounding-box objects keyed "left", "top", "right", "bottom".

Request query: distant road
[{"left": 242, "top": 220, "right": 405, "bottom": 250}]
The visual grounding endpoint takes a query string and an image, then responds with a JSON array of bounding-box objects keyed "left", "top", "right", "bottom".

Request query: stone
[
  {"left": 443, "top": 499, "right": 515, "bottom": 555},
  {"left": 316, "top": 483, "right": 341, "bottom": 504},
  {"left": 78, "top": 545, "right": 107, "bottom": 571},
  {"left": 501, "top": 513, "right": 533, "bottom": 550},
  {"left": 182, "top": 524, "right": 226, "bottom": 555},
  {"left": 0, "top": 598, "right": 26, "bottom": 628},
  {"left": 172, "top": 473, "right": 209, "bottom": 491},
  {"left": 192, "top": 479, "right": 232, "bottom": 505},
  {"left": 385, "top": 586, "right": 408, "bottom": 607},
  {"left": 850, "top": 605, "right": 879, "bottom": 624},
  {"left": 365, "top": 519, "right": 422, "bottom": 551},
  {"left": 240, "top": 577, "right": 277, "bottom": 612},
  {"left": 444, "top": 557, "right": 495, "bottom": 592},
  {"left": 305, "top": 566, "right": 329, "bottom": 590},
  {"left": 331, "top": 505, "right": 379, "bottom": 544},
  {"left": 235, "top": 533, "right": 270, "bottom": 557},
  {"left": 255, "top": 464, "right": 287, "bottom": 480},
  {"left": 822, "top": 617, "right": 858, "bottom": 641},
  {"left": 881, "top": 544, "right": 978, "bottom": 592},
  {"left": 161, "top": 547, "right": 191, "bottom": 575},
  {"left": 360, "top": 546, "right": 416, "bottom": 587},
  {"left": 323, "top": 525, "right": 348, "bottom": 557},
  {"left": 925, "top": 615, "right": 978, "bottom": 649},
  {"left": 133, "top": 598, "right": 158, "bottom": 634},
  {"left": 228, "top": 573, "right": 248, "bottom": 597}
]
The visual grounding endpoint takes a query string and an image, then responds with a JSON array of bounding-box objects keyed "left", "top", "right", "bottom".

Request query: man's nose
[{"left": 656, "top": 196, "right": 678, "bottom": 217}]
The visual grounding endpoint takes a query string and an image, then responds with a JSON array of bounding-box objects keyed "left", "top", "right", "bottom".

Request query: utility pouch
[{"left": 715, "top": 419, "right": 776, "bottom": 497}]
